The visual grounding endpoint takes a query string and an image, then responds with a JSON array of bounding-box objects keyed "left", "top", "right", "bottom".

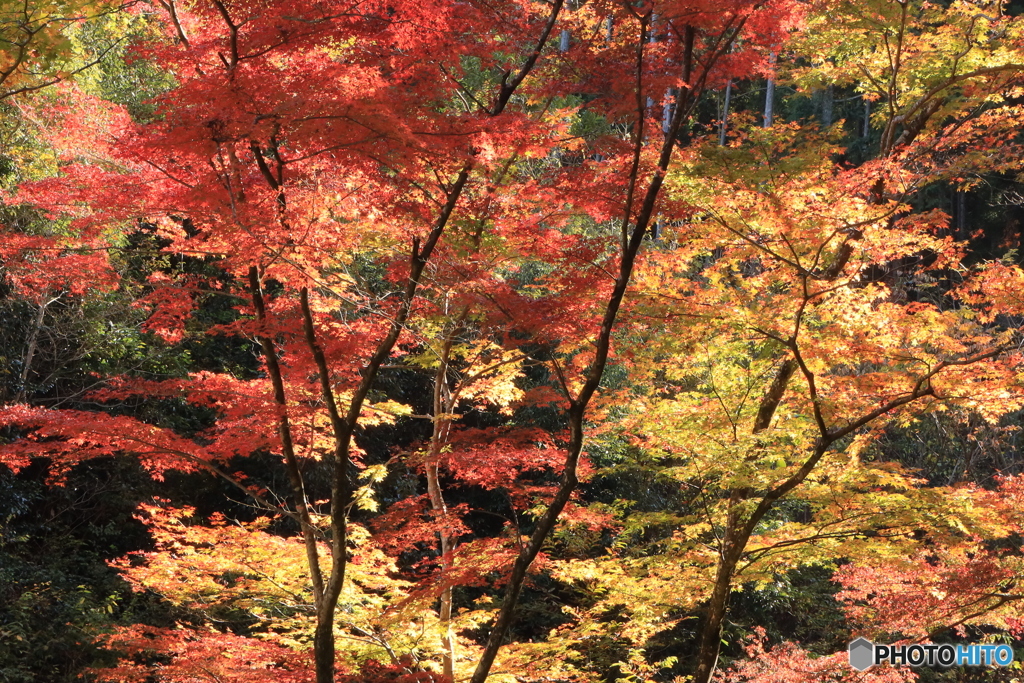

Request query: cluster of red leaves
[
  {"left": 336, "top": 657, "right": 449, "bottom": 683},
  {"left": 135, "top": 273, "right": 199, "bottom": 344},
  {"left": 0, "top": 405, "right": 208, "bottom": 479},
  {"left": 835, "top": 550, "right": 1019, "bottom": 639},
  {"left": 956, "top": 262, "right": 1024, "bottom": 323},
  {"left": 443, "top": 427, "right": 567, "bottom": 494},
  {"left": 373, "top": 498, "right": 475, "bottom": 558},
  {"left": 92, "top": 625, "right": 312, "bottom": 683},
  {"left": 718, "top": 628, "right": 916, "bottom": 683},
  {"left": 834, "top": 473, "right": 1024, "bottom": 640},
  {"left": 0, "top": 232, "right": 119, "bottom": 301}
]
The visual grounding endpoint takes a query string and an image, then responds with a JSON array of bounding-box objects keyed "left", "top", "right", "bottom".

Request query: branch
[
  {"left": 752, "top": 359, "right": 796, "bottom": 433},
  {"left": 248, "top": 267, "right": 325, "bottom": 606},
  {"left": 493, "top": 0, "right": 565, "bottom": 114}
]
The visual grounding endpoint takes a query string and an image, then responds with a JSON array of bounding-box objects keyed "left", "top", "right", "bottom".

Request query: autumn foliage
[{"left": 3, "top": 0, "right": 1024, "bottom": 681}]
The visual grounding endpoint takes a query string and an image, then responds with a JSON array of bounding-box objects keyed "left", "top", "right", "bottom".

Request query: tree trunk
[
  {"left": 719, "top": 80, "right": 732, "bottom": 146},
  {"left": 309, "top": 7, "right": 566, "bottom": 680},
  {"left": 821, "top": 84, "right": 833, "bottom": 126},
  {"left": 427, "top": 321, "right": 461, "bottom": 680},
  {"left": 692, "top": 358, "right": 796, "bottom": 683},
  {"left": 16, "top": 294, "right": 56, "bottom": 402},
  {"left": 763, "top": 53, "right": 776, "bottom": 127},
  {"left": 955, "top": 188, "right": 968, "bottom": 239},
  {"left": 663, "top": 88, "right": 677, "bottom": 135},
  {"left": 692, "top": 515, "right": 746, "bottom": 683}
]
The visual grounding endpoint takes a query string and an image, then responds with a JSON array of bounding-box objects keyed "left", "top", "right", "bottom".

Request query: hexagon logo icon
[{"left": 849, "top": 637, "right": 875, "bottom": 671}]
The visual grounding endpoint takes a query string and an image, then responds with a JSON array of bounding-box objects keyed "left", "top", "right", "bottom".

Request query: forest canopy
[{"left": 3, "top": 1, "right": 1024, "bottom": 682}]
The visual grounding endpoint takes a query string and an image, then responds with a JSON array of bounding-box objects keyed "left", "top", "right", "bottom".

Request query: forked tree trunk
[
  {"left": 16, "top": 294, "right": 57, "bottom": 402},
  {"left": 176, "top": 4, "right": 562, "bottom": 681},
  {"left": 692, "top": 512, "right": 746, "bottom": 683},
  {"left": 301, "top": 167, "right": 471, "bottom": 683},
  {"left": 302, "top": 7, "right": 564, "bottom": 682},
  {"left": 685, "top": 260, "right": 983, "bottom": 683}
]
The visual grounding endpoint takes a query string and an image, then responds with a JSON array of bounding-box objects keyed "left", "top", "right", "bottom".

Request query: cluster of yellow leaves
[
  {"left": 0, "top": 0, "right": 126, "bottom": 101},
  {"left": 111, "top": 503, "right": 318, "bottom": 646},
  {"left": 109, "top": 502, "right": 440, "bottom": 667}
]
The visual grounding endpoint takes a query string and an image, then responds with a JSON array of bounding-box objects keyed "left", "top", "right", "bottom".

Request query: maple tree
[
  {"left": 566, "top": 2, "right": 1024, "bottom": 681},
  {"left": 3, "top": 0, "right": 1024, "bottom": 681},
  {"left": 3, "top": 0, "right": 798, "bottom": 679},
  {"left": 0, "top": 0, "right": 129, "bottom": 102}
]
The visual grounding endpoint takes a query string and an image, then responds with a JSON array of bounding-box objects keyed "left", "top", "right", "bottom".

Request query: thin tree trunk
[
  {"left": 646, "top": 13, "right": 657, "bottom": 110},
  {"left": 687, "top": 272, "right": 963, "bottom": 683},
  {"left": 427, "top": 425, "right": 456, "bottom": 680},
  {"left": 251, "top": 275, "right": 348, "bottom": 683},
  {"left": 863, "top": 96, "right": 871, "bottom": 138},
  {"left": 426, "top": 310, "right": 466, "bottom": 680},
  {"left": 16, "top": 294, "right": 57, "bottom": 402},
  {"left": 307, "top": 167, "right": 469, "bottom": 683},
  {"left": 690, "top": 239, "right": 857, "bottom": 682},
  {"left": 663, "top": 88, "right": 676, "bottom": 134},
  {"left": 692, "top": 359, "right": 795, "bottom": 683},
  {"left": 692, "top": 508, "right": 746, "bottom": 683},
  {"left": 763, "top": 53, "right": 776, "bottom": 127},
  {"left": 719, "top": 80, "right": 732, "bottom": 146},
  {"left": 956, "top": 188, "right": 968, "bottom": 238},
  {"left": 688, "top": 438, "right": 829, "bottom": 683},
  {"left": 250, "top": 272, "right": 325, "bottom": 609}
]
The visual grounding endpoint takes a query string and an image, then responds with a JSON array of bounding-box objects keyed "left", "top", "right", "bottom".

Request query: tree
[
  {"left": 2, "top": 0, "right": 796, "bottom": 679},
  {"left": 0, "top": 0, "right": 128, "bottom": 101},
  {"left": 3, "top": 0, "right": 1024, "bottom": 682},
  {"left": 548, "top": 2, "right": 1024, "bottom": 679}
]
